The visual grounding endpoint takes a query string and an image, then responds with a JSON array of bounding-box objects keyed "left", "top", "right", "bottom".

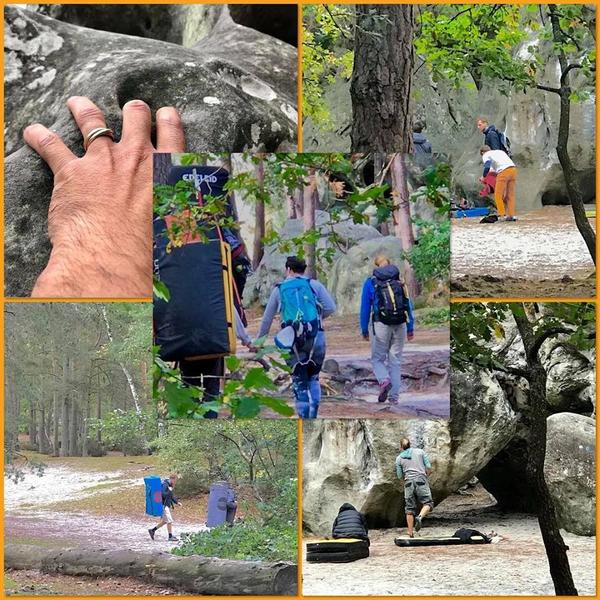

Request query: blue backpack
[
  {"left": 278, "top": 278, "right": 320, "bottom": 343},
  {"left": 144, "top": 476, "right": 163, "bottom": 516}
]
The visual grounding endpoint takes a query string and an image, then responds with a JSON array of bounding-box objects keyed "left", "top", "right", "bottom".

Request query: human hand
[
  {"left": 24, "top": 96, "right": 185, "bottom": 298},
  {"left": 407, "top": 332, "right": 414, "bottom": 341},
  {"left": 362, "top": 332, "right": 369, "bottom": 340}
]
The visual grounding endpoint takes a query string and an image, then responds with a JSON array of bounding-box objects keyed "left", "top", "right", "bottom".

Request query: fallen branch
[{"left": 5, "top": 545, "right": 297, "bottom": 596}]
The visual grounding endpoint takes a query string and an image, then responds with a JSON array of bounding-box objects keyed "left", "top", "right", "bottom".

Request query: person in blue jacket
[{"left": 360, "top": 255, "right": 414, "bottom": 404}]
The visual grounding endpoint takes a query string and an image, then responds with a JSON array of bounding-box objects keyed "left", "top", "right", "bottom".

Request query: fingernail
[{"left": 124, "top": 99, "right": 149, "bottom": 109}]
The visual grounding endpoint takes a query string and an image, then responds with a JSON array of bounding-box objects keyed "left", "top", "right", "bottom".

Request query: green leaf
[{"left": 153, "top": 279, "right": 171, "bottom": 302}]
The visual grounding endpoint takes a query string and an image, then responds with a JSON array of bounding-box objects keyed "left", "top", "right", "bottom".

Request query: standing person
[
  {"left": 413, "top": 121, "right": 432, "bottom": 165},
  {"left": 476, "top": 117, "right": 505, "bottom": 152},
  {"left": 148, "top": 474, "right": 183, "bottom": 542},
  {"left": 396, "top": 438, "right": 434, "bottom": 538},
  {"left": 256, "top": 256, "right": 336, "bottom": 419},
  {"left": 479, "top": 146, "right": 518, "bottom": 221},
  {"left": 360, "top": 256, "right": 414, "bottom": 404}
]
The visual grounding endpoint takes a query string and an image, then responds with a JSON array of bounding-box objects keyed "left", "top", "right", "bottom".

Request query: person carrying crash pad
[
  {"left": 332, "top": 503, "right": 370, "bottom": 544},
  {"left": 396, "top": 438, "right": 434, "bottom": 538},
  {"left": 256, "top": 256, "right": 336, "bottom": 419},
  {"left": 148, "top": 474, "right": 183, "bottom": 542},
  {"left": 479, "top": 145, "right": 518, "bottom": 222},
  {"left": 360, "top": 255, "right": 414, "bottom": 404}
]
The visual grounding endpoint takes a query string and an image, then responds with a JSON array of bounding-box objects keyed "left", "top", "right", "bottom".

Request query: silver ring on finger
[{"left": 84, "top": 127, "right": 114, "bottom": 151}]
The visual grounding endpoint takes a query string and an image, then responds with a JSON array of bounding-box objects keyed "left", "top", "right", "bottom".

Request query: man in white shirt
[{"left": 479, "top": 145, "right": 518, "bottom": 221}]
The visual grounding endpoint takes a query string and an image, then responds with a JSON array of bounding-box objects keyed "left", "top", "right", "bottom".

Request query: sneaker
[
  {"left": 378, "top": 380, "right": 392, "bottom": 403},
  {"left": 148, "top": 528, "right": 155, "bottom": 541},
  {"left": 168, "top": 535, "right": 179, "bottom": 542},
  {"left": 504, "top": 216, "right": 518, "bottom": 222},
  {"left": 415, "top": 516, "right": 422, "bottom": 532},
  {"left": 408, "top": 533, "right": 414, "bottom": 538},
  {"left": 389, "top": 396, "right": 399, "bottom": 405}
]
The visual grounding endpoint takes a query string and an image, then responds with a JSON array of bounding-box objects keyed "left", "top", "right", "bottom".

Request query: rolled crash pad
[
  {"left": 306, "top": 539, "right": 369, "bottom": 563},
  {"left": 395, "top": 535, "right": 488, "bottom": 547}
]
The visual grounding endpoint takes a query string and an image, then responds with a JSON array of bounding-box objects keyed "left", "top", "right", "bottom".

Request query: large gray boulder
[
  {"left": 4, "top": 6, "right": 297, "bottom": 296},
  {"left": 545, "top": 412, "right": 596, "bottom": 536},
  {"left": 303, "top": 370, "right": 517, "bottom": 535},
  {"left": 243, "top": 211, "right": 381, "bottom": 307}
]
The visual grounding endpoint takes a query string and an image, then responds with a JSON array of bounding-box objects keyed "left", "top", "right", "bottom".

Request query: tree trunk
[
  {"left": 70, "top": 401, "right": 79, "bottom": 457},
  {"left": 350, "top": 5, "right": 415, "bottom": 152},
  {"left": 38, "top": 405, "right": 50, "bottom": 454},
  {"left": 511, "top": 307, "right": 578, "bottom": 595},
  {"left": 548, "top": 5, "right": 595, "bottom": 264},
  {"left": 5, "top": 545, "right": 297, "bottom": 596},
  {"left": 390, "top": 154, "right": 419, "bottom": 299},
  {"left": 153, "top": 153, "right": 173, "bottom": 185},
  {"left": 52, "top": 389, "right": 59, "bottom": 457},
  {"left": 287, "top": 195, "right": 297, "bottom": 219},
  {"left": 28, "top": 403, "right": 38, "bottom": 450},
  {"left": 60, "top": 397, "right": 69, "bottom": 458},
  {"left": 252, "top": 159, "right": 266, "bottom": 269},
  {"left": 303, "top": 170, "right": 318, "bottom": 279}
]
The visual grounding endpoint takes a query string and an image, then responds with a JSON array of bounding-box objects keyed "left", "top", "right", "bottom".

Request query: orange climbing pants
[{"left": 494, "top": 167, "right": 517, "bottom": 217}]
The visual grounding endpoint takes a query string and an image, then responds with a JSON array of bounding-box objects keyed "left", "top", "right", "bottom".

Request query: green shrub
[{"left": 173, "top": 519, "right": 297, "bottom": 562}]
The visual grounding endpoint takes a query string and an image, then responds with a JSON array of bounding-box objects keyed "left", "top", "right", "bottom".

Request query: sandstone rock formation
[{"left": 4, "top": 6, "right": 297, "bottom": 295}]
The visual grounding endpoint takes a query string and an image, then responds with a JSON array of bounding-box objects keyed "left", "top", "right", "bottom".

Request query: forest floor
[
  {"left": 302, "top": 485, "right": 596, "bottom": 596},
  {"left": 238, "top": 309, "right": 449, "bottom": 419},
  {"left": 4, "top": 453, "right": 229, "bottom": 595},
  {"left": 451, "top": 206, "right": 596, "bottom": 298}
]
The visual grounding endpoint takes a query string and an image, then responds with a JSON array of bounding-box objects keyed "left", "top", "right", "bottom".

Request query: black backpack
[{"left": 372, "top": 276, "right": 409, "bottom": 326}]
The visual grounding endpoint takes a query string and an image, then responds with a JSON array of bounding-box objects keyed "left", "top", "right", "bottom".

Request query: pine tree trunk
[
  {"left": 303, "top": 170, "right": 317, "bottom": 279},
  {"left": 70, "top": 401, "right": 78, "bottom": 457},
  {"left": 53, "top": 390, "right": 60, "bottom": 457},
  {"left": 390, "top": 154, "right": 419, "bottom": 299},
  {"left": 350, "top": 5, "right": 415, "bottom": 152},
  {"left": 60, "top": 397, "right": 69, "bottom": 457},
  {"left": 28, "top": 403, "right": 38, "bottom": 450},
  {"left": 511, "top": 308, "right": 578, "bottom": 595},
  {"left": 253, "top": 159, "right": 266, "bottom": 269}
]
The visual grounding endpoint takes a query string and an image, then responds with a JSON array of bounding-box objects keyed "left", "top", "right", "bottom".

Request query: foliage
[
  {"left": 173, "top": 519, "right": 296, "bottom": 562},
  {"left": 87, "top": 408, "right": 155, "bottom": 456},
  {"left": 451, "top": 302, "right": 595, "bottom": 372},
  {"left": 416, "top": 5, "right": 595, "bottom": 96},
  {"left": 302, "top": 5, "right": 354, "bottom": 127},
  {"left": 153, "top": 420, "right": 297, "bottom": 502},
  {"left": 417, "top": 306, "right": 450, "bottom": 326},
  {"left": 410, "top": 218, "right": 450, "bottom": 283}
]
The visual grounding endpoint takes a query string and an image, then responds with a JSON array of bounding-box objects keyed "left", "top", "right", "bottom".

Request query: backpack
[
  {"left": 498, "top": 131, "right": 512, "bottom": 157},
  {"left": 278, "top": 278, "right": 320, "bottom": 344},
  {"left": 372, "top": 276, "right": 409, "bottom": 326},
  {"left": 453, "top": 528, "right": 492, "bottom": 544}
]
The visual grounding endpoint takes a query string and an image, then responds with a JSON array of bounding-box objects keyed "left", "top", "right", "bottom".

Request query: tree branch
[
  {"left": 536, "top": 84, "right": 562, "bottom": 95},
  {"left": 529, "top": 327, "right": 574, "bottom": 359},
  {"left": 560, "top": 63, "right": 583, "bottom": 85}
]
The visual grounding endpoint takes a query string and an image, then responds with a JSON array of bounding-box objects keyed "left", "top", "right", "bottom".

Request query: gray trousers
[{"left": 370, "top": 321, "right": 406, "bottom": 400}]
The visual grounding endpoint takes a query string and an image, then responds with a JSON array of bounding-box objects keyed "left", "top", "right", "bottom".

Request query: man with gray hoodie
[{"left": 396, "top": 438, "right": 434, "bottom": 537}]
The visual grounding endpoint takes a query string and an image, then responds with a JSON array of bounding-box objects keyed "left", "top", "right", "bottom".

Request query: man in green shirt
[{"left": 396, "top": 438, "right": 434, "bottom": 537}]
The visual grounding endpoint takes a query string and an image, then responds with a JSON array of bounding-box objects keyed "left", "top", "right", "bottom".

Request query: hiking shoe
[
  {"left": 504, "top": 216, "right": 518, "bottom": 222},
  {"left": 378, "top": 380, "right": 392, "bottom": 403},
  {"left": 168, "top": 536, "right": 179, "bottom": 542},
  {"left": 148, "top": 528, "right": 155, "bottom": 541},
  {"left": 389, "top": 396, "right": 399, "bottom": 405},
  {"left": 415, "top": 516, "right": 422, "bottom": 532}
]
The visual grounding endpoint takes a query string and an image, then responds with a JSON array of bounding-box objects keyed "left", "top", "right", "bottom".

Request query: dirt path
[
  {"left": 451, "top": 206, "right": 596, "bottom": 298},
  {"left": 240, "top": 313, "right": 449, "bottom": 419},
  {"left": 5, "top": 458, "right": 208, "bottom": 553},
  {"left": 303, "top": 492, "right": 596, "bottom": 596}
]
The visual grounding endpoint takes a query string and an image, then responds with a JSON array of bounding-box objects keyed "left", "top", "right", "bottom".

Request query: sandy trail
[
  {"left": 303, "top": 509, "right": 596, "bottom": 596},
  {"left": 451, "top": 206, "right": 595, "bottom": 298},
  {"left": 5, "top": 463, "right": 208, "bottom": 553}
]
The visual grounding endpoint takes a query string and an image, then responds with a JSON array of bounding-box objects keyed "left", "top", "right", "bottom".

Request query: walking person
[
  {"left": 148, "top": 474, "right": 183, "bottom": 542},
  {"left": 479, "top": 146, "right": 518, "bottom": 221},
  {"left": 476, "top": 117, "right": 512, "bottom": 155},
  {"left": 396, "top": 438, "right": 434, "bottom": 538},
  {"left": 360, "top": 255, "right": 414, "bottom": 404},
  {"left": 257, "top": 256, "right": 336, "bottom": 419}
]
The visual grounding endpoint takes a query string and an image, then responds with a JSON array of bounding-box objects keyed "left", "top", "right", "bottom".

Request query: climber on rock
[
  {"left": 396, "top": 438, "right": 434, "bottom": 538},
  {"left": 360, "top": 255, "right": 414, "bottom": 404},
  {"left": 479, "top": 145, "right": 518, "bottom": 222},
  {"left": 256, "top": 256, "right": 336, "bottom": 419}
]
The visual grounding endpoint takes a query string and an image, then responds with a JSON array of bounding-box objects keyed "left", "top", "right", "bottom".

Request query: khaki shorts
[
  {"left": 404, "top": 475, "right": 434, "bottom": 515},
  {"left": 162, "top": 506, "right": 174, "bottom": 524}
]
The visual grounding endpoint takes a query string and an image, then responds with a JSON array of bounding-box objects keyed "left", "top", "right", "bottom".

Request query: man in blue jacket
[
  {"left": 476, "top": 117, "right": 504, "bottom": 151},
  {"left": 360, "top": 256, "right": 414, "bottom": 404}
]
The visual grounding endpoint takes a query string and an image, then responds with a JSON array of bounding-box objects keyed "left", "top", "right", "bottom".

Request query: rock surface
[
  {"left": 4, "top": 7, "right": 297, "bottom": 296},
  {"left": 545, "top": 412, "right": 596, "bottom": 536}
]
